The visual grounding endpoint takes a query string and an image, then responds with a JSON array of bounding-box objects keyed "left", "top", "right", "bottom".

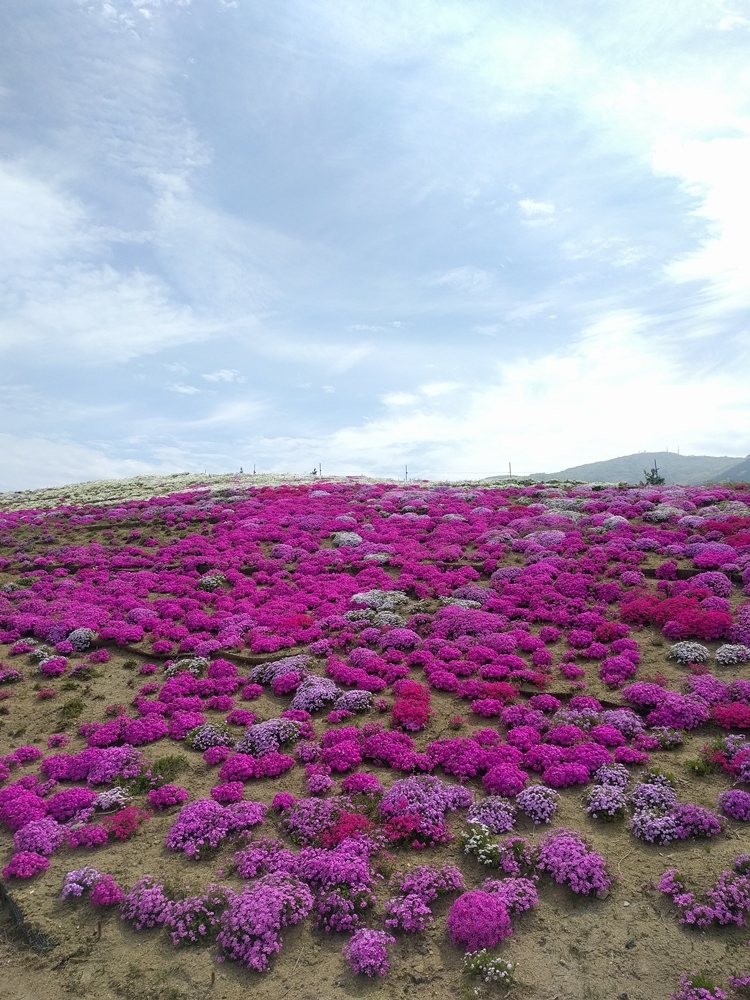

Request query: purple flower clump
[
  {"left": 343, "top": 928, "right": 396, "bottom": 977},
  {"left": 536, "top": 828, "right": 612, "bottom": 896}
]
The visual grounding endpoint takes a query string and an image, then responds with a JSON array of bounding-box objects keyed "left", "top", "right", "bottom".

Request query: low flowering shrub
[
  {"left": 120, "top": 877, "right": 170, "bottom": 929},
  {"left": 90, "top": 874, "right": 125, "bottom": 907},
  {"left": 165, "top": 798, "right": 266, "bottom": 857},
  {"left": 718, "top": 789, "right": 750, "bottom": 822},
  {"left": 384, "top": 863, "right": 465, "bottom": 932},
  {"left": 463, "top": 950, "right": 514, "bottom": 987},
  {"left": 216, "top": 876, "right": 313, "bottom": 971},
  {"left": 536, "top": 828, "right": 612, "bottom": 896},
  {"left": 2, "top": 851, "right": 50, "bottom": 879},
  {"left": 467, "top": 796, "right": 516, "bottom": 834},
  {"left": 162, "top": 886, "right": 229, "bottom": 946},
  {"left": 62, "top": 866, "right": 106, "bottom": 899},
  {"left": 671, "top": 973, "right": 727, "bottom": 1000},
  {"left": 13, "top": 816, "right": 65, "bottom": 855},
  {"left": 586, "top": 784, "right": 628, "bottom": 821},
  {"left": 515, "top": 784, "right": 560, "bottom": 824},
  {"left": 103, "top": 805, "right": 150, "bottom": 841},
  {"left": 342, "top": 928, "right": 396, "bottom": 977},
  {"left": 146, "top": 784, "right": 189, "bottom": 810},
  {"left": 446, "top": 889, "right": 513, "bottom": 951}
]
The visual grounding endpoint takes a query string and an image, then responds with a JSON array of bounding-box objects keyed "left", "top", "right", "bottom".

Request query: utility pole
[
  {"left": 405, "top": 464, "right": 408, "bottom": 482},
  {"left": 509, "top": 462, "right": 512, "bottom": 478}
]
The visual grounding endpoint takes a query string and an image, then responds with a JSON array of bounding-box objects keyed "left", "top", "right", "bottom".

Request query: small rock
[
  {"left": 625, "top": 939, "right": 636, "bottom": 950},
  {"left": 623, "top": 901, "right": 630, "bottom": 907}
]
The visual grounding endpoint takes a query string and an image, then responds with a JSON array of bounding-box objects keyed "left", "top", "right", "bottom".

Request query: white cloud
[
  {"left": 250, "top": 312, "right": 750, "bottom": 477},
  {"left": 518, "top": 198, "right": 555, "bottom": 217},
  {"left": 0, "top": 433, "right": 167, "bottom": 492},
  {"left": 381, "top": 392, "right": 419, "bottom": 406},
  {"left": 202, "top": 369, "right": 247, "bottom": 383},
  {"left": 653, "top": 135, "right": 750, "bottom": 314},
  {"left": 419, "top": 381, "right": 462, "bottom": 397},
  {"left": 431, "top": 266, "right": 495, "bottom": 292},
  {"left": 166, "top": 383, "right": 203, "bottom": 395},
  {"left": 328, "top": 344, "right": 374, "bottom": 373}
]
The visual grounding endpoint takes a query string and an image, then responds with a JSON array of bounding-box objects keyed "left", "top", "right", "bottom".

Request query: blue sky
[{"left": 1, "top": 0, "right": 749, "bottom": 489}]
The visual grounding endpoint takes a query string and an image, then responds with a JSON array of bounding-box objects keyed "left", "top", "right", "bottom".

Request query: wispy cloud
[{"left": 202, "top": 369, "right": 247, "bottom": 383}]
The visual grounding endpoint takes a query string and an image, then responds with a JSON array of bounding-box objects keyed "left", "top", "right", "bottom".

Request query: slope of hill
[
  {"left": 521, "top": 452, "right": 743, "bottom": 485},
  {"left": 707, "top": 454, "right": 750, "bottom": 482}
]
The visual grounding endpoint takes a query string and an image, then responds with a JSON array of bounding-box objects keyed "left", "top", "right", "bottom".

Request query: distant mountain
[
  {"left": 707, "top": 455, "right": 750, "bottom": 483},
  {"left": 512, "top": 452, "right": 744, "bottom": 486}
]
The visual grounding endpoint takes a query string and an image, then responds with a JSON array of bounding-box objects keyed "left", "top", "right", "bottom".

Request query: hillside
[
  {"left": 522, "top": 451, "right": 744, "bottom": 485},
  {"left": 707, "top": 454, "right": 750, "bottom": 482}
]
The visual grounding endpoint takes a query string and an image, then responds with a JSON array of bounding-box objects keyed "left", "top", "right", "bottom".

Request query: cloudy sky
[{"left": 1, "top": 0, "right": 749, "bottom": 489}]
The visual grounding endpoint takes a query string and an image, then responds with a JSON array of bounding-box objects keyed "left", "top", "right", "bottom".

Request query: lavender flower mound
[
  {"left": 380, "top": 774, "right": 471, "bottom": 833},
  {"left": 446, "top": 890, "right": 513, "bottom": 951},
  {"left": 280, "top": 796, "right": 347, "bottom": 845},
  {"left": 93, "top": 787, "right": 132, "bottom": 812},
  {"left": 594, "top": 763, "right": 630, "bottom": 788},
  {"left": 235, "top": 838, "right": 296, "bottom": 880},
  {"left": 120, "top": 877, "right": 170, "bottom": 930},
  {"left": 586, "top": 784, "right": 628, "bottom": 821},
  {"left": 162, "top": 886, "right": 229, "bottom": 946},
  {"left": 216, "top": 876, "right": 313, "bottom": 972},
  {"left": 165, "top": 797, "right": 265, "bottom": 857},
  {"left": 247, "top": 655, "right": 311, "bottom": 685},
  {"left": 290, "top": 839, "right": 379, "bottom": 933},
  {"left": 290, "top": 676, "right": 340, "bottom": 712},
  {"left": 718, "top": 789, "right": 750, "bottom": 822},
  {"left": 515, "top": 785, "right": 560, "bottom": 824},
  {"left": 715, "top": 644, "right": 750, "bottom": 667},
  {"left": 629, "top": 781, "right": 678, "bottom": 812},
  {"left": 600, "top": 708, "right": 645, "bottom": 738},
  {"left": 646, "top": 693, "right": 711, "bottom": 731},
  {"left": 13, "top": 817, "right": 65, "bottom": 855},
  {"left": 480, "top": 876, "right": 539, "bottom": 914},
  {"left": 185, "top": 722, "right": 234, "bottom": 752},
  {"left": 61, "top": 867, "right": 104, "bottom": 899},
  {"left": 669, "top": 642, "right": 710, "bottom": 665},
  {"left": 332, "top": 690, "right": 373, "bottom": 714},
  {"left": 0, "top": 667, "right": 24, "bottom": 684},
  {"left": 384, "top": 863, "right": 465, "bottom": 932},
  {"left": 235, "top": 717, "right": 302, "bottom": 756},
  {"left": 67, "top": 628, "right": 97, "bottom": 651},
  {"left": 536, "top": 829, "right": 612, "bottom": 896},
  {"left": 165, "top": 657, "right": 209, "bottom": 678},
  {"left": 342, "top": 929, "right": 396, "bottom": 977},
  {"left": 466, "top": 796, "right": 517, "bottom": 834}
]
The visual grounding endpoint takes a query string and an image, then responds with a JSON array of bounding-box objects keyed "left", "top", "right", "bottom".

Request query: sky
[{"left": 1, "top": 0, "right": 750, "bottom": 489}]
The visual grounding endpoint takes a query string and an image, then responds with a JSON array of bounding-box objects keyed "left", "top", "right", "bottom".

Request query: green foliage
[
  {"left": 59, "top": 697, "right": 85, "bottom": 723},
  {"left": 643, "top": 462, "right": 665, "bottom": 486},
  {"left": 643, "top": 765, "right": 676, "bottom": 787},
  {"left": 151, "top": 754, "right": 189, "bottom": 784}
]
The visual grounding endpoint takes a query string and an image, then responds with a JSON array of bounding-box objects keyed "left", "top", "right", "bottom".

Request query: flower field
[{"left": 1, "top": 478, "right": 749, "bottom": 1000}]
